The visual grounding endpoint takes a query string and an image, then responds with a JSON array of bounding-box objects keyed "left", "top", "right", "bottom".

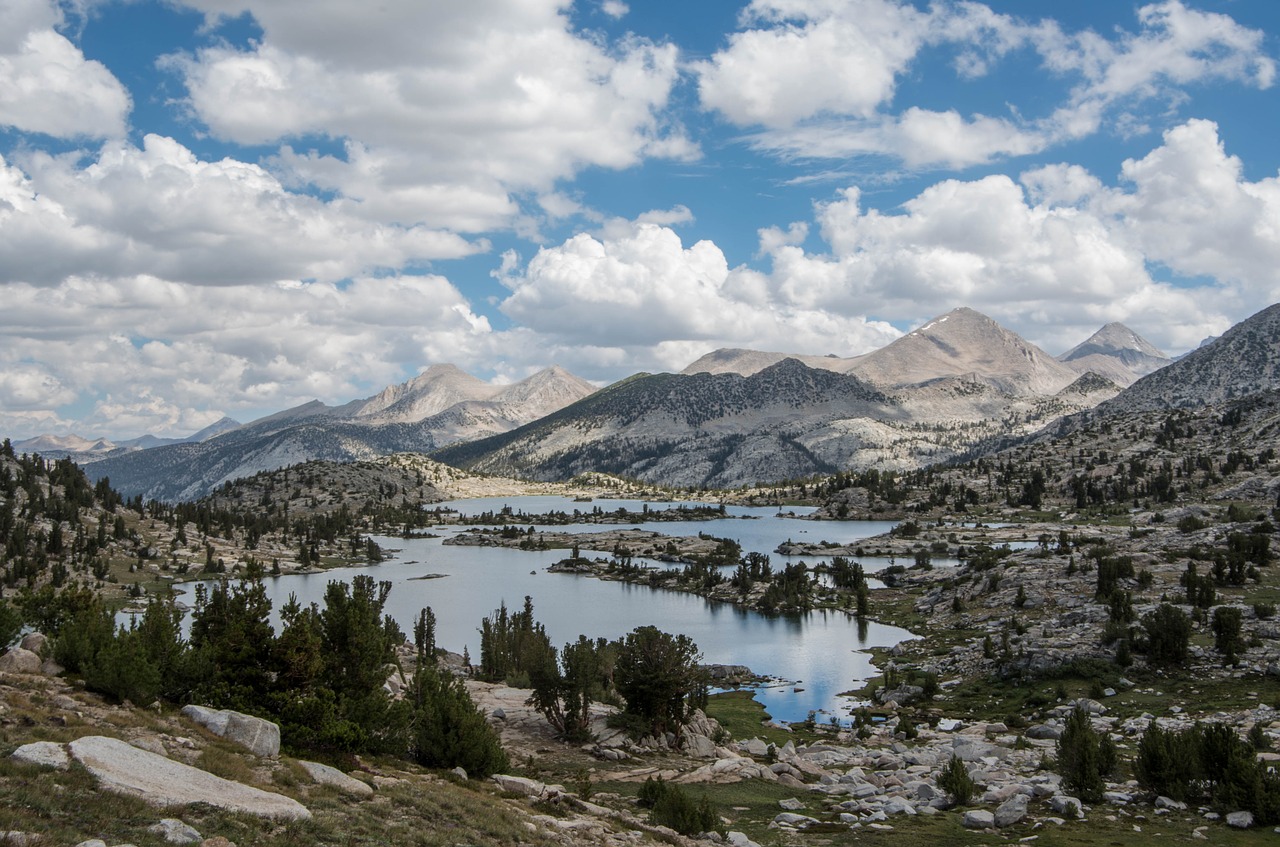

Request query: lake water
[{"left": 196, "top": 496, "right": 919, "bottom": 724}]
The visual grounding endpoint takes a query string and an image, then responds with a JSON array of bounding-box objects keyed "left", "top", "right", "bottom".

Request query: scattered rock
[
  {"left": 1050, "top": 795, "right": 1083, "bottom": 819},
  {"left": 963, "top": 809, "right": 995, "bottom": 829},
  {"left": 181, "top": 706, "right": 280, "bottom": 758},
  {"left": 773, "top": 812, "right": 819, "bottom": 828},
  {"left": 882, "top": 796, "right": 917, "bottom": 816},
  {"left": 995, "top": 793, "right": 1028, "bottom": 827},
  {"left": 1026, "top": 724, "right": 1062, "bottom": 740},
  {"left": 148, "top": 818, "right": 202, "bottom": 844},
  {"left": 0, "top": 648, "right": 42, "bottom": 674},
  {"left": 1226, "top": 811, "right": 1254, "bottom": 829},
  {"left": 19, "top": 633, "right": 48, "bottom": 654},
  {"left": 11, "top": 741, "right": 70, "bottom": 770},
  {"left": 684, "top": 734, "right": 717, "bottom": 758},
  {"left": 298, "top": 760, "right": 375, "bottom": 797},
  {"left": 779, "top": 798, "right": 804, "bottom": 811},
  {"left": 493, "top": 774, "right": 547, "bottom": 798}
]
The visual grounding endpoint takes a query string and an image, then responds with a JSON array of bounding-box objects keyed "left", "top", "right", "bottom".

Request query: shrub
[
  {"left": 637, "top": 777, "right": 719, "bottom": 836},
  {"left": 0, "top": 599, "right": 22, "bottom": 651},
  {"left": 1178, "top": 515, "right": 1208, "bottom": 533},
  {"left": 1135, "top": 721, "right": 1280, "bottom": 823},
  {"left": 1140, "top": 604, "right": 1191, "bottom": 665},
  {"left": 614, "top": 626, "right": 704, "bottom": 739},
  {"left": 1212, "top": 606, "right": 1245, "bottom": 663},
  {"left": 1135, "top": 721, "right": 1198, "bottom": 801},
  {"left": 411, "top": 666, "right": 507, "bottom": 778},
  {"left": 937, "top": 755, "right": 975, "bottom": 805}
]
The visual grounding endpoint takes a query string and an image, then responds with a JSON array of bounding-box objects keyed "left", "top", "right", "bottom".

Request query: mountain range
[
  {"left": 81, "top": 365, "right": 596, "bottom": 502},
  {"left": 53, "top": 306, "right": 1193, "bottom": 499},
  {"left": 681, "top": 308, "right": 1169, "bottom": 393},
  {"left": 433, "top": 308, "right": 1151, "bottom": 488},
  {"left": 12, "top": 417, "right": 241, "bottom": 462}
]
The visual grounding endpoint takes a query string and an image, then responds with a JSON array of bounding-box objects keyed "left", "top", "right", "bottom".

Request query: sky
[{"left": 2, "top": 0, "right": 1280, "bottom": 440}]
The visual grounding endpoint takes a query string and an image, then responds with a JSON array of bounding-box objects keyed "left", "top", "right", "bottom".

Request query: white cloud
[
  {"left": 166, "top": 0, "right": 689, "bottom": 232},
  {"left": 753, "top": 108, "right": 1047, "bottom": 170},
  {"left": 601, "top": 0, "right": 629, "bottom": 19},
  {"left": 1094, "top": 120, "right": 1280, "bottom": 317},
  {"left": 0, "top": 272, "right": 496, "bottom": 438},
  {"left": 0, "top": 364, "right": 76, "bottom": 409},
  {"left": 696, "top": 0, "right": 1274, "bottom": 171},
  {"left": 495, "top": 219, "right": 901, "bottom": 371},
  {"left": 0, "top": 0, "right": 131, "bottom": 138},
  {"left": 0, "top": 136, "right": 479, "bottom": 287},
  {"left": 752, "top": 128, "right": 1267, "bottom": 353},
  {"left": 696, "top": 0, "right": 929, "bottom": 127}
]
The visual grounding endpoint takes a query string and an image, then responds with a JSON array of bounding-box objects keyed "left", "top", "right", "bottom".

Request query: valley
[{"left": 2, "top": 302, "right": 1280, "bottom": 846}]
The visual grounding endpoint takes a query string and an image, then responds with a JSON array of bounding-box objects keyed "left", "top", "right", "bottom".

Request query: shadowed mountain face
[
  {"left": 430, "top": 345, "right": 1124, "bottom": 489},
  {"left": 1096, "top": 303, "right": 1280, "bottom": 413}
]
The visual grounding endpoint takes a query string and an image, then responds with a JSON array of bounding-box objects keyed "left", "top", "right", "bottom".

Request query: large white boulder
[{"left": 67, "top": 736, "right": 309, "bottom": 820}]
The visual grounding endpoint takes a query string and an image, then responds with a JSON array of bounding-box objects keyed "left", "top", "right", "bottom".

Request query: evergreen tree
[
  {"left": 411, "top": 606, "right": 508, "bottom": 777},
  {"left": 614, "top": 625, "right": 704, "bottom": 739},
  {"left": 1056, "top": 707, "right": 1110, "bottom": 802}
]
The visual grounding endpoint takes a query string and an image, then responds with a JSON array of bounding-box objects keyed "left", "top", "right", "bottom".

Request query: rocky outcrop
[
  {"left": 43, "top": 736, "right": 310, "bottom": 820},
  {"left": 0, "top": 648, "right": 42, "bottom": 674},
  {"left": 298, "top": 760, "right": 374, "bottom": 796},
  {"left": 11, "top": 741, "right": 71, "bottom": 769},
  {"left": 181, "top": 705, "right": 280, "bottom": 758}
]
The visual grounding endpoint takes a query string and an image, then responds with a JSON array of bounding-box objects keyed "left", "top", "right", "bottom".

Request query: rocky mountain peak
[
  {"left": 351, "top": 364, "right": 501, "bottom": 423},
  {"left": 1060, "top": 322, "right": 1167, "bottom": 362},
  {"left": 491, "top": 367, "right": 598, "bottom": 416},
  {"left": 1057, "top": 322, "right": 1170, "bottom": 387},
  {"left": 848, "top": 307, "right": 1078, "bottom": 395}
]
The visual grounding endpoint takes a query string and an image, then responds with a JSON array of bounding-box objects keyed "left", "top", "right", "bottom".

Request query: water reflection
[{"left": 190, "top": 496, "right": 917, "bottom": 723}]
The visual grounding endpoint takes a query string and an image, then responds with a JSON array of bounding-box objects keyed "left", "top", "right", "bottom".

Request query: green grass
[{"left": 706, "top": 690, "right": 823, "bottom": 747}]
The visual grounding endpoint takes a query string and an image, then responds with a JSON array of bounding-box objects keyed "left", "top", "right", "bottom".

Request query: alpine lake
[{"left": 198, "top": 496, "right": 924, "bottom": 725}]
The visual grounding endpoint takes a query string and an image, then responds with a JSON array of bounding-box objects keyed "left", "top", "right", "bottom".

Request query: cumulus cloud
[
  {"left": 749, "top": 119, "right": 1280, "bottom": 353},
  {"left": 0, "top": 0, "right": 131, "bottom": 138},
  {"left": 0, "top": 272, "right": 496, "bottom": 437},
  {"left": 697, "top": 0, "right": 1274, "bottom": 170},
  {"left": 0, "top": 365, "right": 76, "bottom": 409},
  {"left": 697, "top": 0, "right": 930, "bottom": 127},
  {"left": 0, "top": 136, "right": 479, "bottom": 287},
  {"left": 1107, "top": 120, "right": 1280, "bottom": 300},
  {"left": 495, "top": 220, "right": 901, "bottom": 372},
  {"left": 165, "top": 0, "right": 689, "bottom": 233}
]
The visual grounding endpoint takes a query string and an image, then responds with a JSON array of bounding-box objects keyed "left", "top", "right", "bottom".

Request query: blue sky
[{"left": 2, "top": 0, "right": 1279, "bottom": 439}]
